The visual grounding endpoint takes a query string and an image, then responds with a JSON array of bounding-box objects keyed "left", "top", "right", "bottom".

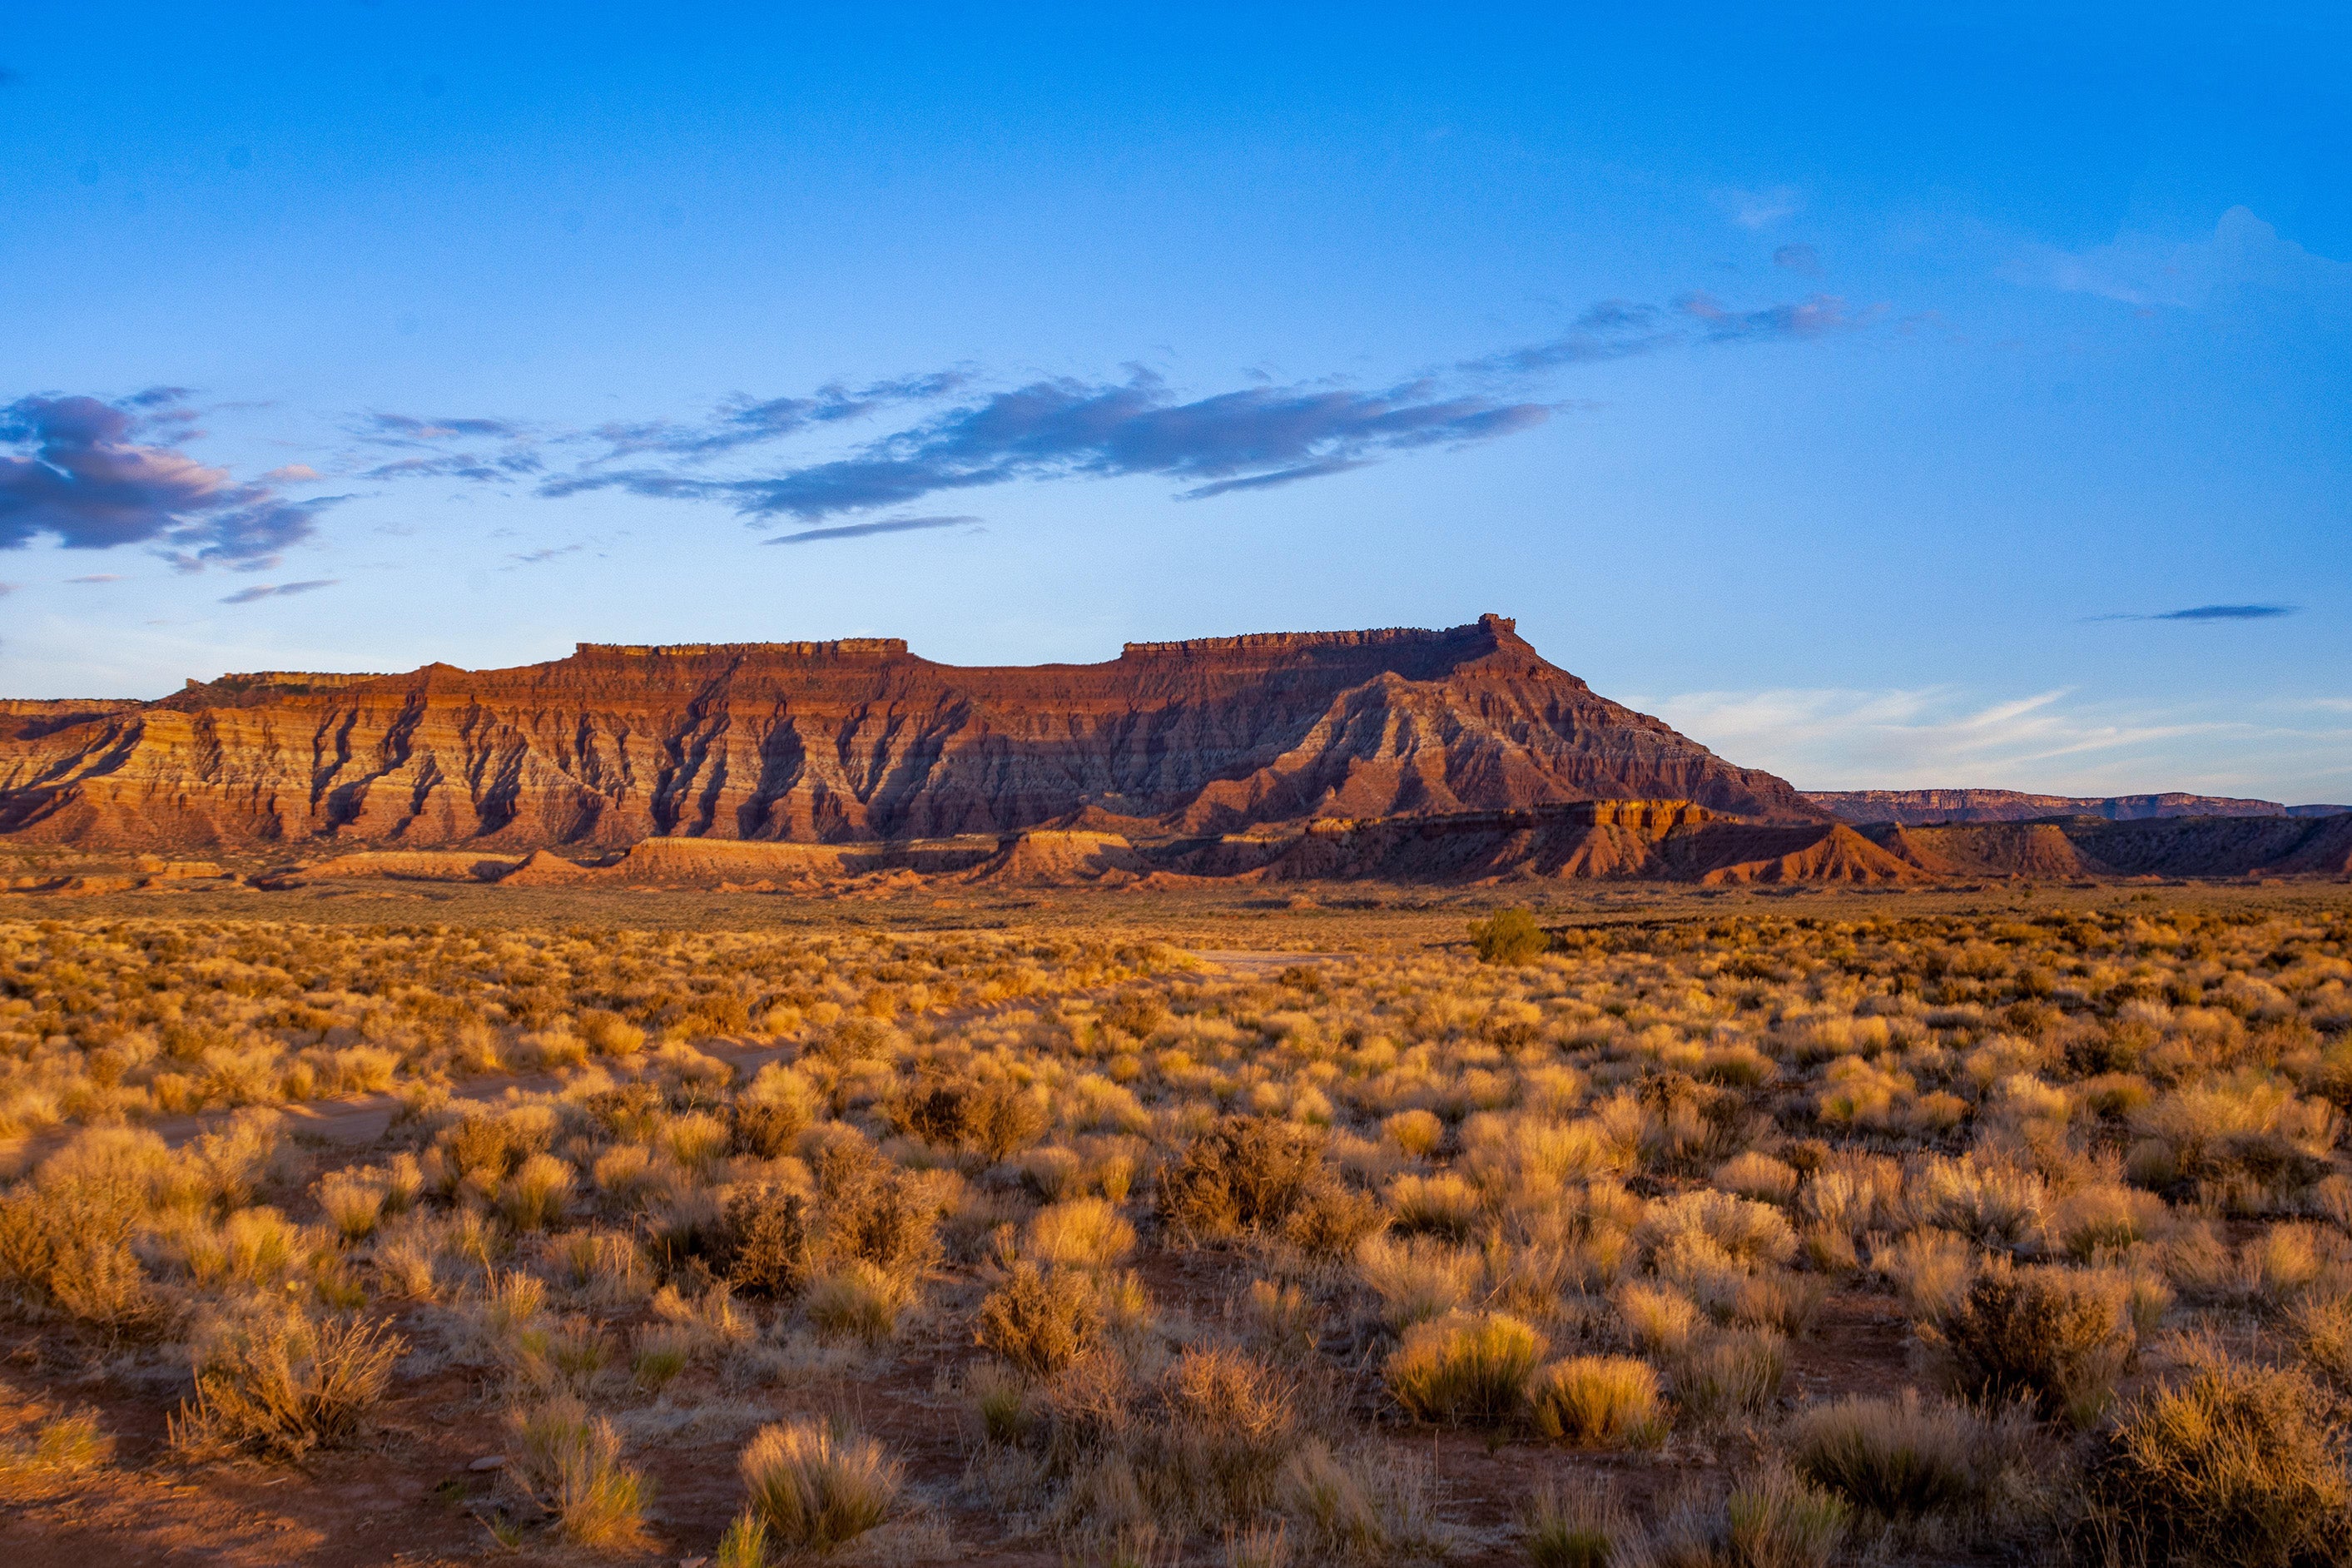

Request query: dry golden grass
[{"left": 0, "top": 891, "right": 2345, "bottom": 1561}]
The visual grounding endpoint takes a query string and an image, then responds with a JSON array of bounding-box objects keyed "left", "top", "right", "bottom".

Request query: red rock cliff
[{"left": 0, "top": 614, "right": 1820, "bottom": 850}]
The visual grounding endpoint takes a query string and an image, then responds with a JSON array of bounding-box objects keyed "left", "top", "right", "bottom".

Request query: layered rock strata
[{"left": 0, "top": 615, "right": 1817, "bottom": 851}]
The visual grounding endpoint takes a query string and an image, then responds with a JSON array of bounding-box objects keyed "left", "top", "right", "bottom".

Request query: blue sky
[{"left": 2, "top": 5, "right": 2347, "bottom": 800}]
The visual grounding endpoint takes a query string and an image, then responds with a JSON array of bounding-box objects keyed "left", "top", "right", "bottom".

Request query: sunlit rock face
[{"left": 0, "top": 614, "right": 1818, "bottom": 851}]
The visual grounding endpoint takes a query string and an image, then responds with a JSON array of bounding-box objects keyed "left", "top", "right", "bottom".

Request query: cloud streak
[
  {"left": 766, "top": 514, "right": 980, "bottom": 544},
  {"left": 0, "top": 391, "right": 340, "bottom": 568},
  {"left": 2088, "top": 603, "right": 2298, "bottom": 623},
  {"left": 219, "top": 578, "right": 337, "bottom": 604}
]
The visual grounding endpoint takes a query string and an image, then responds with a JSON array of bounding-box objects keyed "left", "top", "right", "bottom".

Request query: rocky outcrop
[
  {"left": 1862, "top": 814, "right": 2352, "bottom": 881},
  {"left": 0, "top": 699, "right": 143, "bottom": 744},
  {"left": 0, "top": 615, "right": 1819, "bottom": 852},
  {"left": 1807, "top": 787, "right": 2346, "bottom": 824}
]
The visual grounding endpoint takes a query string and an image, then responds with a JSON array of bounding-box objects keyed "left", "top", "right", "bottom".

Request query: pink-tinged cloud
[{"left": 0, "top": 390, "right": 341, "bottom": 568}]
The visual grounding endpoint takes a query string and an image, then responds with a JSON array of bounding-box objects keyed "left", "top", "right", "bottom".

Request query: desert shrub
[
  {"left": 723, "top": 1181, "right": 811, "bottom": 1298},
  {"left": 1283, "top": 1176, "right": 1384, "bottom": 1259},
  {"left": 1715, "top": 1150, "right": 1799, "bottom": 1203},
  {"left": 1904, "top": 1154, "right": 2047, "bottom": 1252},
  {"left": 1643, "top": 1189, "right": 1799, "bottom": 1275},
  {"left": 1524, "top": 1481, "right": 1622, "bottom": 1568},
  {"left": 2049, "top": 1182, "right": 2168, "bottom": 1260},
  {"left": 1100, "top": 990, "right": 1169, "bottom": 1040},
  {"left": 0, "top": 1142, "right": 167, "bottom": 1338},
  {"left": 2096, "top": 1337, "right": 2352, "bottom": 1567},
  {"left": 1875, "top": 1228, "right": 1978, "bottom": 1322},
  {"left": 716, "top": 1512, "right": 768, "bottom": 1568},
  {"left": 576, "top": 1008, "right": 647, "bottom": 1057},
  {"left": 722, "top": 1142, "right": 935, "bottom": 1298},
  {"left": 1935, "top": 1260, "right": 2132, "bottom": 1424},
  {"left": 1152, "top": 1346, "right": 1298, "bottom": 1513},
  {"left": 2287, "top": 1292, "right": 2352, "bottom": 1390},
  {"left": 512, "top": 1395, "right": 653, "bottom": 1548},
  {"left": 1787, "top": 1391, "right": 1987, "bottom": 1519},
  {"left": 1471, "top": 908, "right": 1551, "bottom": 965},
  {"left": 1528, "top": 1356, "right": 1666, "bottom": 1447},
  {"left": 1278, "top": 1440, "right": 1388, "bottom": 1556},
  {"left": 1665, "top": 1327, "right": 1786, "bottom": 1424},
  {"left": 978, "top": 1259, "right": 1101, "bottom": 1377},
  {"left": 1630, "top": 1467, "right": 1848, "bottom": 1568},
  {"left": 738, "top": 1418, "right": 901, "bottom": 1552},
  {"left": 170, "top": 1312, "right": 405, "bottom": 1461},
  {"left": 630, "top": 1322, "right": 692, "bottom": 1391},
  {"left": 1030, "top": 1197, "right": 1137, "bottom": 1270},
  {"left": 1155, "top": 1115, "right": 1327, "bottom": 1243},
  {"left": 434, "top": 1109, "right": 549, "bottom": 1193},
  {"left": 1387, "top": 1172, "right": 1483, "bottom": 1239},
  {"left": 499, "top": 1152, "right": 573, "bottom": 1231},
  {"left": 1383, "top": 1109, "right": 1446, "bottom": 1158},
  {"left": 730, "top": 1096, "right": 806, "bottom": 1159},
  {"left": 313, "top": 1169, "right": 387, "bottom": 1243},
  {"left": 1385, "top": 1310, "right": 1546, "bottom": 1426},
  {"left": 1616, "top": 1280, "right": 1702, "bottom": 1352},
  {"left": 891, "top": 1074, "right": 1045, "bottom": 1160},
  {"left": 804, "top": 1260, "right": 914, "bottom": 1345},
  {"left": 1725, "top": 1467, "right": 1849, "bottom": 1568},
  {"left": 582, "top": 1082, "right": 663, "bottom": 1142},
  {"left": 1357, "top": 1233, "right": 1480, "bottom": 1327}
]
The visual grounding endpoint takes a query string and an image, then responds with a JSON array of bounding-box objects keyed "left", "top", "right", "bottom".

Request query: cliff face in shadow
[{"left": 0, "top": 615, "right": 1819, "bottom": 851}]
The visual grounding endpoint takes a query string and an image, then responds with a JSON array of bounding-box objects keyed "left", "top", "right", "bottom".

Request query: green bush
[{"left": 1471, "top": 908, "right": 1551, "bottom": 965}]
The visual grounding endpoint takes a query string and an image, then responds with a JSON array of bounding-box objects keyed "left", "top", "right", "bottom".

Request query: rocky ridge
[
  {"left": 0, "top": 615, "right": 1816, "bottom": 854},
  {"left": 1808, "top": 787, "right": 2350, "bottom": 824}
]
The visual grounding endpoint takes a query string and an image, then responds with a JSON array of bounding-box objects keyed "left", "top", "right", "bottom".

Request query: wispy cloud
[
  {"left": 2088, "top": 603, "right": 2298, "bottom": 623},
  {"left": 15, "top": 275, "right": 1883, "bottom": 563},
  {"left": 1457, "top": 300, "right": 1682, "bottom": 374},
  {"left": 583, "top": 373, "right": 969, "bottom": 462},
  {"left": 542, "top": 372, "right": 1553, "bottom": 523},
  {"left": 219, "top": 578, "right": 337, "bottom": 604},
  {"left": 66, "top": 573, "right": 123, "bottom": 583},
  {"left": 2006, "top": 206, "right": 2350, "bottom": 310},
  {"left": 523, "top": 286, "right": 1872, "bottom": 528},
  {"left": 362, "top": 412, "right": 528, "bottom": 442},
  {"left": 1677, "top": 291, "right": 1868, "bottom": 342},
  {"left": 0, "top": 391, "right": 340, "bottom": 568},
  {"left": 1640, "top": 684, "right": 2352, "bottom": 796},
  {"left": 1459, "top": 290, "right": 1866, "bottom": 376},
  {"left": 1716, "top": 185, "right": 1802, "bottom": 230},
  {"left": 766, "top": 514, "right": 980, "bottom": 545},
  {"left": 1772, "top": 243, "right": 1821, "bottom": 275},
  {"left": 508, "top": 544, "right": 583, "bottom": 564},
  {"left": 0, "top": 581, "right": 16, "bottom": 597}
]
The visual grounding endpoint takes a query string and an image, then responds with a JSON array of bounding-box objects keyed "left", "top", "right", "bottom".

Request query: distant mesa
[
  {"left": 2, "top": 617, "right": 2345, "bottom": 889},
  {"left": 1807, "top": 787, "right": 2349, "bottom": 824}
]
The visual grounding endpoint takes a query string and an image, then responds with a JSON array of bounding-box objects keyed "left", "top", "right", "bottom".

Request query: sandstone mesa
[{"left": 2, "top": 614, "right": 2345, "bottom": 890}]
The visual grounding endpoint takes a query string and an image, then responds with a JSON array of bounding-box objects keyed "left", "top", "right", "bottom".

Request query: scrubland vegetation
[{"left": 1, "top": 896, "right": 2351, "bottom": 1564}]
